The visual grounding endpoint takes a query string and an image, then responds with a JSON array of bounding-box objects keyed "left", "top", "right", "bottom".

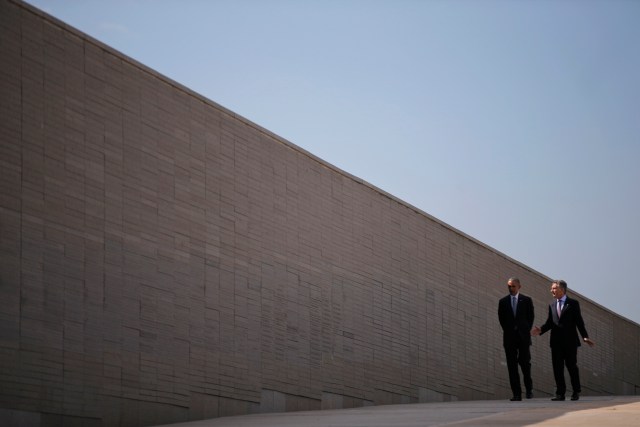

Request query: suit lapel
[{"left": 552, "top": 301, "right": 560, "bottom": 323}]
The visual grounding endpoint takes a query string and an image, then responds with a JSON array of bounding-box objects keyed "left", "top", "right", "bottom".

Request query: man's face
[
  {"left": 508, "top": 280, "right": 520, "bottom": 296},
  {"left": 550, "top": 283, "right": 565, "bottom": 299}
]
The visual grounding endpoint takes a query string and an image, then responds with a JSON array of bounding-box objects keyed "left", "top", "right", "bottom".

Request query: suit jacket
[
  {"left": 498, "top": 293, "right": 535, "bottom": 346},
  {"left": 540, "top": 296, "right": 589, "bottom": 348}
]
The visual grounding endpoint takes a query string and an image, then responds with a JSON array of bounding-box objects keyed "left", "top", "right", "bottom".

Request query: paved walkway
[{"left": 157, "top": 396, "right": 640, "bottom": 426}]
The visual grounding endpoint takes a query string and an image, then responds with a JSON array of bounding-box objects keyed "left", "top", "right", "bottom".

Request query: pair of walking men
[{"left": 498, "top": 277, "right": 595, "bottom": 401}]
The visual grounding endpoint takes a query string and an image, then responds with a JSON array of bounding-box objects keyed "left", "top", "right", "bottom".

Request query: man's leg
[
  {"left": 505, "top": 345, "right": 522, "bottom": 398},
  {"left": 518, "top": 342, "right": 533, "bottom": 396},
  {"left": 551, "top": 347, "right": 566, "bottom": 397},
  {"left": 565, "top": 346, "right": 581, "bottom": 397}
]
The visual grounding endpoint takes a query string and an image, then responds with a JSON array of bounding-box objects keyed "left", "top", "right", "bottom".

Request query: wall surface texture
[{"left": 1, "top": 1, "right": 638, "bottom": 426}]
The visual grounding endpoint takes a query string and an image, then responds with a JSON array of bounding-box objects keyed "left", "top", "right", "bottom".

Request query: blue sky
[{"left": 26, "top": 0, "right": 640, "bottom": 324}]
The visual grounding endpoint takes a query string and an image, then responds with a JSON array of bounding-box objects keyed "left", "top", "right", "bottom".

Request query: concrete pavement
[{"left": 157, "top": 396, "right": 640, "bottom": 426}]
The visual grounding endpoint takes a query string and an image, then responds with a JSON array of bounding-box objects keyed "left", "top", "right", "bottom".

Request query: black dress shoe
[
  {"left": 551, "top": 395, "right": 565, "bottom": 401},
  {"left": 510, "top": 396, "right": 522, "bottom": 401},
  {"left": 526, "top": 391, "right": 533, "bottom": 399},
  {"left": 571, "top": 393, "right": 579, "bottom": 401}
]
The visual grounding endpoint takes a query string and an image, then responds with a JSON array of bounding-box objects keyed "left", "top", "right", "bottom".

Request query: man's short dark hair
[{"left": 554, "top": 279, "right": 567, "bottom": 291}]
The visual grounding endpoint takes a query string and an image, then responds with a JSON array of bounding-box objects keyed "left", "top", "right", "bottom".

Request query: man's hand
[
  {"left": 584, "top": 337, "right": 596, "bottom": 347},
  {"left": 531, "top": 326, "right": 541, "bottom": 336}
]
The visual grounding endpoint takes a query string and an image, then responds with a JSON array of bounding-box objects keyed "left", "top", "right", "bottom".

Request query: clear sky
[{"left": 25, "top": 0, "right": 640, "bottom": 324}]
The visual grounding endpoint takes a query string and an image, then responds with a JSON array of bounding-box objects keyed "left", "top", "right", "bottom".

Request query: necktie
[
  {"left": 512, "top": 296, "right": 517, "bottom": 316},
  {"left": 557, "top": 300, "right": 562, "bottom": 318}
]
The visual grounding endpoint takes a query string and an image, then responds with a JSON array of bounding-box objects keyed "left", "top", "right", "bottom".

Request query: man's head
[
  {"left": 550, "top": 280, "right": 567, "bottom": 299},
  {"left": 507, "top": 277, "right": 521, "bottom": 296}
]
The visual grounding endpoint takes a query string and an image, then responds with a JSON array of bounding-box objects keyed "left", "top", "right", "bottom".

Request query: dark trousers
[
  {"left": 504, "top": 337, "right": 532, "bottom": 397},
  {"left": 551, "top": 345, "right": 581, "bottom": 396}
]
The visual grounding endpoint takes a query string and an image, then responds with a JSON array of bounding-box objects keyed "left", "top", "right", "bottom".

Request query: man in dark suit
[
  {"left": 498, "top": 277, "right": 535, "bottom": 401},
  {"left": 532, "top": 280, "right": 595, "bottom": 401}
]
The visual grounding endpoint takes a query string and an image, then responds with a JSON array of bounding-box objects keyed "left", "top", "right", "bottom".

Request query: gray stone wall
[{"left": 1, "top": 1, "right": 638, "bottom": 426}]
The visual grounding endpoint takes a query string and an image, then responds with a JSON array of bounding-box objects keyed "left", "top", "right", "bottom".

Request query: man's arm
[
  {"left": 498, "top": 299, "right": 507, "bottom": 330},
  {"left": 572, "top": 299, "right": 595, "bottom": 347},
  {"left": 532, "top": 305, "right": 553, "bottom": 336},
  {"left": 526, "top": 296, "right": 535, "bottom": 329}
]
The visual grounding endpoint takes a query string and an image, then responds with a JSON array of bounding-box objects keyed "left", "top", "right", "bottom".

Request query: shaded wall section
[{"left": 1, "top": 1, "right": 638, "bottom": 426}]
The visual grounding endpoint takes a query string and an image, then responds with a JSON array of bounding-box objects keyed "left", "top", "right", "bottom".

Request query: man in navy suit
[
  {"left": 498, "top": 277, "right": 535, "bottom": 401},
  {"left": 532, "top": 280, "right": 595, "bottom": 401}
]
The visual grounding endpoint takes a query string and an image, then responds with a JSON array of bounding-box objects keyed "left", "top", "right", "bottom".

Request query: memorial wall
[{"left": 1, "top": 1, "right": 638, "bottom": 426}]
